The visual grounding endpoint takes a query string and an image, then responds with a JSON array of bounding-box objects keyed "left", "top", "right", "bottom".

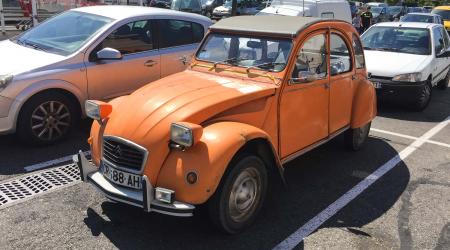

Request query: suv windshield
[
  {"left": 196, "top": 33, "right": 293, "bottom": 72},
  {"left": 387, "top": 6, "right": 402, "bottom": 15},
  {"left": 13, "top": 11, "right": 112, "bottom": 56},
  {"left": 432, "top": 9, "right": 450, "bottom": 20},
  {"left": 372, "top": 7, "right": 383, "bottom": 17},
  {"left": 361, "top": 27, "right": 430, "bottom": 55}
]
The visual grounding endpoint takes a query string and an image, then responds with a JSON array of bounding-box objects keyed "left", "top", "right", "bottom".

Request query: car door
[
  {"left": 329, "top": 32, "right": 354, "bottom": 134},
  {"left": 157, "top": 19, "right": 204, "bottom": 78},
  {"left": 432, "top": 26, "right": 449, "bottom": 84},
  {"left": 279, "top": 31, "right": 329, "bottom": 158},
  {"left": 85, "top": 19, "right": 160, "bottom": 100}
]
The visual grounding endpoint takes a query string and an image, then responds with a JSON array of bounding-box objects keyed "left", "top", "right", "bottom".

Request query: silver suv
[{"left": 0, "top": 6, "right": 211, "bottom": 145}]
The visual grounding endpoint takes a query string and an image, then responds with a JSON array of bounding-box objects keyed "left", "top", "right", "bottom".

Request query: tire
[
  {"left": 345, "top": 122, "right": 371, "bottom": 151},
  {"left": 437, "top": 69, "right": 449, "bottom": 90},
  {"left": 208, "top": 155, "right": 268, "bottom": 234},
  {"left": 413, "top": 82, "right": 432, "bottom": 111},
  {"left": 17, "top": 91, "right": 79, "bottom": 146}
]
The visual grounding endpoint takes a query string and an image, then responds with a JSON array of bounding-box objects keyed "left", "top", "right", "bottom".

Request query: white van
[{"left": 256, "top": 0, "right": 352, "bottom": 23}]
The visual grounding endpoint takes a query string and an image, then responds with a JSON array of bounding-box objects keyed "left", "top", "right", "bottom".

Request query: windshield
[
  {"left": 432, "top": 9, "right": 450, "bottom": 20},
  {"left": 372, "top": 7, "right": 382, "bottom": 14},
  {"left": 387, "top": 6, "right": 402, "bottom": 15},
  {"left": 408, "top": 7, "right": 423, "bottom": 13},
  {"left": 13, "top": 11, "right": 112, "bottom": 56},
  {"left": 196, "top": 33, "right": 293, "bottom": 72},
  {"left": 401, "top": 14, "right": 433, "bottom": 23},
  {"left": 171, "top": 0, "right": 202, "bottom": 11},
  {"left": 361, "top": 27, "right": 430, "bottom": 55}
]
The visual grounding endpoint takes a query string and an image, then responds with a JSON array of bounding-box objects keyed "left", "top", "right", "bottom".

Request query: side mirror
[{"left": 96, "top": 47, "right": 122, "bottom": 61}]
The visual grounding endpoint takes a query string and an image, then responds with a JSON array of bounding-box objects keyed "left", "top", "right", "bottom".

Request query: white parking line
[
  {"left": 371, "top": 128, "right": 450, "bottom": 149},
  {"left": 273, "top": 116, "right": 450, "bottom": 250},
  {"left": 24, "top": 151, "right": 91, "bottom": 172}
]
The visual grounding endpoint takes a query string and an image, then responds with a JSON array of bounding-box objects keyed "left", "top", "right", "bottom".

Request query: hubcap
[
  {"left": 228, "top": 167, "right": 261, "bottom": 223},
  {"left": 30, "top": 101, "right": 71, "bottom": 141}
]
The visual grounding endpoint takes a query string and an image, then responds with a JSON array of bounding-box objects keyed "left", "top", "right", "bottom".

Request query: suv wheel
[
  {"left": 437, "top": 69, "right": 449, "bottom": 90},
  {"left": 17, "top": 92, "right": 79, "bottom": 145},
  {"left": 208, "top": 155, "right": 268, "bottom": 234},
  {"left": 413, "top": 82, "right": 432, "bottom": 111},
  {"left": 345, "top": 122, "right": 371, "bottom": 151}
]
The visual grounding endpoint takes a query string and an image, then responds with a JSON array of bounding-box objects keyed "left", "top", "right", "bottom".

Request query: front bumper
[
  {"left": 73, "top": 151, "right": 195, "bottom": 217},
  {"left": 0, "top": 95, "right": 17, "bottom": 135},
  {"left": 371, "top": 78, "right": 428, "bottom": 103}
]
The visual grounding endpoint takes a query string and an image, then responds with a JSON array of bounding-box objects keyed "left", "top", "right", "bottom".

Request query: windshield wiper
[
  {"left": 375, "top": 47, "right": 400, "bottom": 52},
  {"left": 363, "top": 46, "right": 373, "bottom": 50},
  {"left": 21, "top": 40, "right": 47, "bottom": 51},
  {"left": 246, "top": 61, "right": 285, "bottom": 73}
]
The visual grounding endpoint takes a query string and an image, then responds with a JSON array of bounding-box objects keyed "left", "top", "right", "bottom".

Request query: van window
[
  {"left": 330, "top": 33, "right": 351, "bottom": 75},
  {"left": 352, "top": 34, "right": 365, "bottom": 69},
  {"left": 321, "top": 12, "right": 335, "bottom": 19},
  {"left": 158, "top": 20, "right": 204, "bottom": 48},
  {"left": 102, "top": 20, "right": 154, "bottom": 55},
  {"left": 433, "top": 27, "right": 445, "bottom": 55}
]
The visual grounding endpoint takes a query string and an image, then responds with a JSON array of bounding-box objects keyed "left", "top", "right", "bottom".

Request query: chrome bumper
[{"left": 73, "top": 151, "right": 195, "bottom": 217}]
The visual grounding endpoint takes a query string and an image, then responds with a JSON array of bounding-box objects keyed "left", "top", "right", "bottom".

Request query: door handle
[
  {"left": 179, "top": 56, "right": 188, "bottom": 65},
  {"left": 144, "top": 60, "right": 157, "bottom": 67}
]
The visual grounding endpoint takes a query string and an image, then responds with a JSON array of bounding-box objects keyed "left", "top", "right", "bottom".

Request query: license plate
[
  {"left": 373, "top": 82, "right": 382, "bottom": 89},
  {"left": 102, "top": 163, "right": 142, "bottom": 189}
]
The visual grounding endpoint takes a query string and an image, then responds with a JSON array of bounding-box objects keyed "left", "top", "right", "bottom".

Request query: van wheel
[
  {"left": 437, "top": 69, "right": 449, "bottom": 90},
  {"left": 345, "top": 122, "right": 371, "bottom": 151},
  {"left": 413, "top": 82, "right": 432, "bottom": 111},
  {"left": 17, "top": 92, "right": 79, "bottom": 146},
  {"left": 208, "top": 155, "right": 268, "bottom": 234}
]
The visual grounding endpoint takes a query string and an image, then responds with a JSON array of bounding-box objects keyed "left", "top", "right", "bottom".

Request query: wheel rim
[
  {"left": 30, "top": 101, "right": 71, "bottom": 141},
  {"left": 228, "top": 167, "right": 261, "bottom": 223}
]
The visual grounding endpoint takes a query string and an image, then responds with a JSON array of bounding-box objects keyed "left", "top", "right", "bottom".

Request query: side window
[
  {"left": 352, "top": 34, "right": 365, "bottom": 69},
  {"left": 330, "top": 33, "right": 352, "bottom": 76},
  {"left": 102, "top": 20, "right": 154, "bottom": 55},
  {"left": 291, "top": 33, "right": 327, "bottom": 83},
  {"left": 433, "top": 27, "right": 444, "bottom": 55},
  {"left": 441, "top": 27, "right": 449, "bottom": 49},
  {"left": 158, "top": 20, "right": 204, "bottom": 48},
  {"left": 192, "top": 22, "right": 205, "bottom": 43},
  {"left": 321, "top": 12, "right": 335, "bottom": 19}
]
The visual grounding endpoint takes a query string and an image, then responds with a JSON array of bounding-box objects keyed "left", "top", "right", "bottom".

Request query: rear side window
[
  {"left": 433, "top": 27, "right": 445, "bottom": 54},
  {"left": 352, "top": 34, "right": 365, "bottom": 69},
  {"left": 158, "top": 20, "right": 204, "bottom": 48},
  {"left": 330, "top": 33, "right": 352, "bottom": 75}
]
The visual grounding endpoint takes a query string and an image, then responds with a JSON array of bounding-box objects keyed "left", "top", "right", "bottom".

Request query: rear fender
[
  {"left": 156, "top": 121, "right": 280, "bottom": 205},
  {"left": 351, "top": 79, "right": 377, "bottom": 129}
]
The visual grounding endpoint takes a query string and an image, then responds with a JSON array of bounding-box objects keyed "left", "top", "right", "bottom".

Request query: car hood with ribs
[{"left": 100, "top": 70, "right": 277, "bottom": 183}]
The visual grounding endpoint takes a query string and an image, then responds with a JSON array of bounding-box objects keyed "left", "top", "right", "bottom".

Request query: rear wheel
[
  {"left": 437, "top": 69, "right": 449, "bottom": 90},
  {"left": 345, "top": 122, "right": 371, "bottom": 151},
  {"left": 17, "top": 92, "right": 79, "bottom": 146},
  {"left": 413, "top": 82, "right": 432, "bottom": 111},
  {"left": 208, "top": 155, "right": 268, "bottom": 234}
]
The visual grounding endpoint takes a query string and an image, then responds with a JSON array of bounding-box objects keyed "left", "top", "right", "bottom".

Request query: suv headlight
[
  {"left": 0, "top": 74, "right": 13, "bottom": 91},
  {"left": 392, "top": 73, "right": 422, "bottom": 82},
  {"left": 170, "top": 122, "right": 203, "bottom": 148}
]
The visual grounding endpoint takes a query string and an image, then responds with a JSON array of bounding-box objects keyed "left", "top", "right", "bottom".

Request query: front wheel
[
  {"left": 17, "top": 92, "right": 79, "bottom": 146},
  {"left": 437, "top": 69, "right": 449, "bottom": 90},
  {"left": 208, "top": 155, "right": 268, "bottom": 234},
  {"left": 345, "top": 122, "right": 371, "bottom": 151},
  {"left": 413, "top": 83, "right": 432, "bottom": 111}
]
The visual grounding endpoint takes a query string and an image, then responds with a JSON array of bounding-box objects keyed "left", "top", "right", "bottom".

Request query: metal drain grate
[{"left": 0, "top": 164, "right": 81, "bottom": 209}]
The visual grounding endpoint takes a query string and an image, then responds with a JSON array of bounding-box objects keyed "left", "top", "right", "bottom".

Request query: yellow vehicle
[{"left": 432, "top": 6, "right": 450, "bottom": 31}]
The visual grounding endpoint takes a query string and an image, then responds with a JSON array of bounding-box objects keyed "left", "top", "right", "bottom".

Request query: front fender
[
  {"left": 351, "top": 79, "right": 377, "bottom": 128},
  {"left": 156, "top": 121, "right": 275, "bottom": 205}
]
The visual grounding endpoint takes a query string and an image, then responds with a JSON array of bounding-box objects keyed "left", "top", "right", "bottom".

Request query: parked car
[
  {"left": 371, "top": 6, "right": 390, "bottom": 24},
  {"left": 423, "top": 6, "right": 433, "bottom": 13},
  {"left": 407, "top": 7, "right": 425, "bottom": 14},
  {"left": 149, "top": 0, "right": 172, "bottom": 8},
  {"left": 75, "top": 15, "right": 376, "bottom": 234},
  {"left": 202, "top": 0, "right": 224, "bottom": 18},
  {"left": 212, "top": 0, "right": 262, "bottom": 19},
  {"left": 387, "top": 5, "right": 408, "bottom": 21},
  {"left": 0, "top": 6, "right": 212, "bottom": 145},
  {"left": 400, "top": 13, "right": 443, "bottom": 24},
  {"left": 366, "top": 2, "right": 388, "bottom": 8},
  {"left": 170, "top": 0, "right": 203, "bottom": 13},
  {"left": 432, "top": 6, "right": 450, "bottom": 32},
  {"left": 256, "top": 0, "right": 352, "bottom": 23},
  {"left": 361, "top": 22, "right": 450, "bottom": 110}
]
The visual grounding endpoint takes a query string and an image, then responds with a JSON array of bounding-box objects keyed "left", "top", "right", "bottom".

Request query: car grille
[
  {"left": 370, "top": 75, "right": 392, "bottom": 80},
  {"left": 102, "top": 137, "right": 146, "bottom": 172}
]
